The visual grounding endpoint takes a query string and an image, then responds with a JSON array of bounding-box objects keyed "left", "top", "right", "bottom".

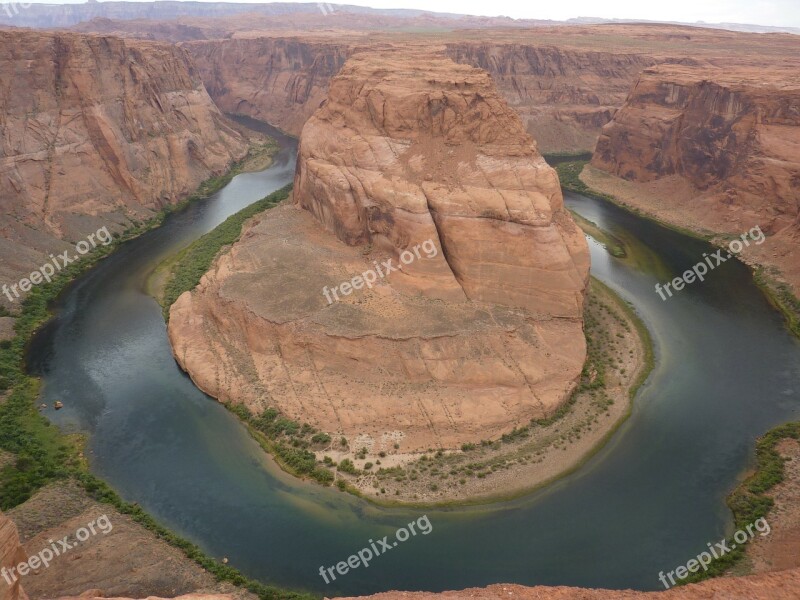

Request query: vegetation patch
[
  {"left": 159, "top": 184, "right": 292, "bottom": 315},
  {"left": 554, "top": 160, "right": 614, "bottom": 199},
  {"left": 683, "top": 421, "right": 800, "bottom": 584},
  {"left": 226, "top": 402, "right": 336, "bottom": 487},
  {"left": 568, "top": 209, "right": 627, "bottom": 258},
  {"left": 754, "top": 267, "right": 800, "bottom": 338}
]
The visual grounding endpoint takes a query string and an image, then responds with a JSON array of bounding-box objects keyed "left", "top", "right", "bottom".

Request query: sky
[{"left": 19, "top": 1, "right": 800, "bottom": 29}]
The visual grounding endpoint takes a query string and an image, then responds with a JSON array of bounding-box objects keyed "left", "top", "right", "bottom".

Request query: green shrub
[
  {"left": 337, "top": 459, "right": 358, "bottom": 475},
  {"left": 683, "top": 421, "right": 800, "bottom": 585},
  {"left": 162, "top": 185, "right": 291, "bottom": 315},
  {"left": 311, "top": 433, "right": 331, "bottom": 445}
]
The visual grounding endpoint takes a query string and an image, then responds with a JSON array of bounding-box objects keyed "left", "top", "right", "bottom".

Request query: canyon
[
  {"left": 588, "top": 64, "right": 800, "bottom": 293},
  {"left": 181, "top": 33, "right": 658, "bottom": 153},
  {"left": 0, "top": 7, "right": 799, "bottom": 600},
  {"left": 168, "top": 25, "right": 799, "bottom": 156},
  {"left": 167, "top": 48, "right": 590, "bottom": 461},
  {"left": 0, "top": 30, "right": 252, "bottom": 306}
]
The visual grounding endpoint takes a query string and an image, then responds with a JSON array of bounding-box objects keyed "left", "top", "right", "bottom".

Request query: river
[{"left": 27, "top": 120, "right": 800, "bottom": 596}]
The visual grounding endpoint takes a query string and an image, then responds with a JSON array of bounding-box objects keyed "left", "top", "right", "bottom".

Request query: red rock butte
[{"left": 168, "top": 49, "right": 590, "bottom": 453}]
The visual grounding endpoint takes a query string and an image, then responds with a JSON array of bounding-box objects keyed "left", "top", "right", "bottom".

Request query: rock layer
[
  {"left": 442, "top": 43, "right": 657, "bottom": 153},
  {"left": 168, "top": 50, "right": 589, "bottom": 453},
  {"left": 0, "top": 30, "right": 249, "bottom": 303},
  {"left": 591, "top": 65, "right": 800, "bottom": 290}
]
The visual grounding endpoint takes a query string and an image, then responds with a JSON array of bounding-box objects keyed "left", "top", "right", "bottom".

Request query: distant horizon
[{"left": 6, "top": 0, "right": 800, "bottom": 30}]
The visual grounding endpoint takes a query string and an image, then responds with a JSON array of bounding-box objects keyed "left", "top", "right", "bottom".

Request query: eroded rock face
[
  {"left": 0, "top": 30, "right": 249, "bottom": 302},
  {"left": 186, "top": 38, "right": 352, "bottom": 137},
  {"left": 168, "top": 50, "right": 589, "bottom": 453},
  {"left": 294, "top": 51, "right": 589, "bottom": 317},
  {"left": 184, "top": 36, "right": 652, "bottom": 153},
  {"left": 53, "top": 596, "right": 233, "bottom": 600},
  {"left": 591, "top": 65, "right": 800, "bottom": 290},
  {"left": 0, "top": 512, "right": 28, "bottom": 600},
  {"left": 183, "top": 25, "right": 800, "bottom": 155},
  {"left": 443, "top": 44, "right": 658, "bottom": 153}
]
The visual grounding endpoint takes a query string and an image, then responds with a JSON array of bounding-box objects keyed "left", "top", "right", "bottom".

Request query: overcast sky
[{"left": 22, "top": 1, "right": 800, "bottom": 28}]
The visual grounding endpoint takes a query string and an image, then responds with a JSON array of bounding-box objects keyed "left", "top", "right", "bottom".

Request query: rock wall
[
  {"left": 443, "top": 43, "right": 658, "bottom": 153},
  {"left": 185, "top": 38, "right": 655, "bottom": 152},
  {"left": 185, "top": 38, "right": 352, "bottom": 136},
  {"left": 0, "top": 30, "right": 249, "bottom": 303},
  {"left": 591, "top": 65, "right": 800, "bottom": 289}
]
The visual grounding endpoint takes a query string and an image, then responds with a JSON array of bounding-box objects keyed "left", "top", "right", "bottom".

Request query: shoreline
[
  {"left": 329, "top": 277, "right": 654, "bottom": 508},
  {"left": 683, "top": 421, "right": 800, "bottom": 585},
  {"left": 0, "top": 128, "right": 311, "bottom": 600},
  {"left": 551, "top": 158, "right": 800, "bottom": 585},
  {"left": 562, "top": 160, "right": 800, "bottom": 340},
  {"left": 177, "top": 264, "right": 653, "bottom": 509}
]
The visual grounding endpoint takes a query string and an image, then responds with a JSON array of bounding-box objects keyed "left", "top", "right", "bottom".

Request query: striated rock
[
  {"left": 295, "top": 50, "right": 589, "bottom": 316},
  {"left": 0, "top": 30, "right": 250, "bottom": 303},
  {"left": 184, "top": 36, "right": 652, "bottom": 151},
  {"left": 591, "top": 65, "right": 800, "bottom": 291},
  {"left": 168, "top": 50, "right": 589, "bottom": 454},
  {"left": 0, "top": 512, "right": 28, "bottom": 600},
  {"left": 182, "top": 25, "right": 800, "bottom": 155},
  {"left": 340, "top": 568, "right": 800, "bottom": 600},
  {"left": 185, "top": 38, "right": 352, "bottom": 136},
  {"left": 442, "top": 44, "right": 658, "bottom": 153}
]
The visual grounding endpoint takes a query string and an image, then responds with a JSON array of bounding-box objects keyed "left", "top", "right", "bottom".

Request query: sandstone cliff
[
  {"left": 184, "top": 37, "right": 650, "bottom": 152},
  {"left": 590, "top": 65, "right": 800, "bottom": 291},
  {"left": 294, "top": 50, "right": 589, "bottom": 316},
  {"left": 180, "top": 25, "right": 800, "bottom": 156},
  {"left": 168, "top": 50, "right": 589, "bottom": 457},
  {"left": 0, "top": 512, "right": 28, "bottom": 600},
  {"left": 185, "top": 38, "right": 352, "bottom": 136},
  {"left": 0, "top": 30, "right": 250, "bottom": 304},
  {"left": 443, "top": 44, "right": 657, "bottom": 153}
]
